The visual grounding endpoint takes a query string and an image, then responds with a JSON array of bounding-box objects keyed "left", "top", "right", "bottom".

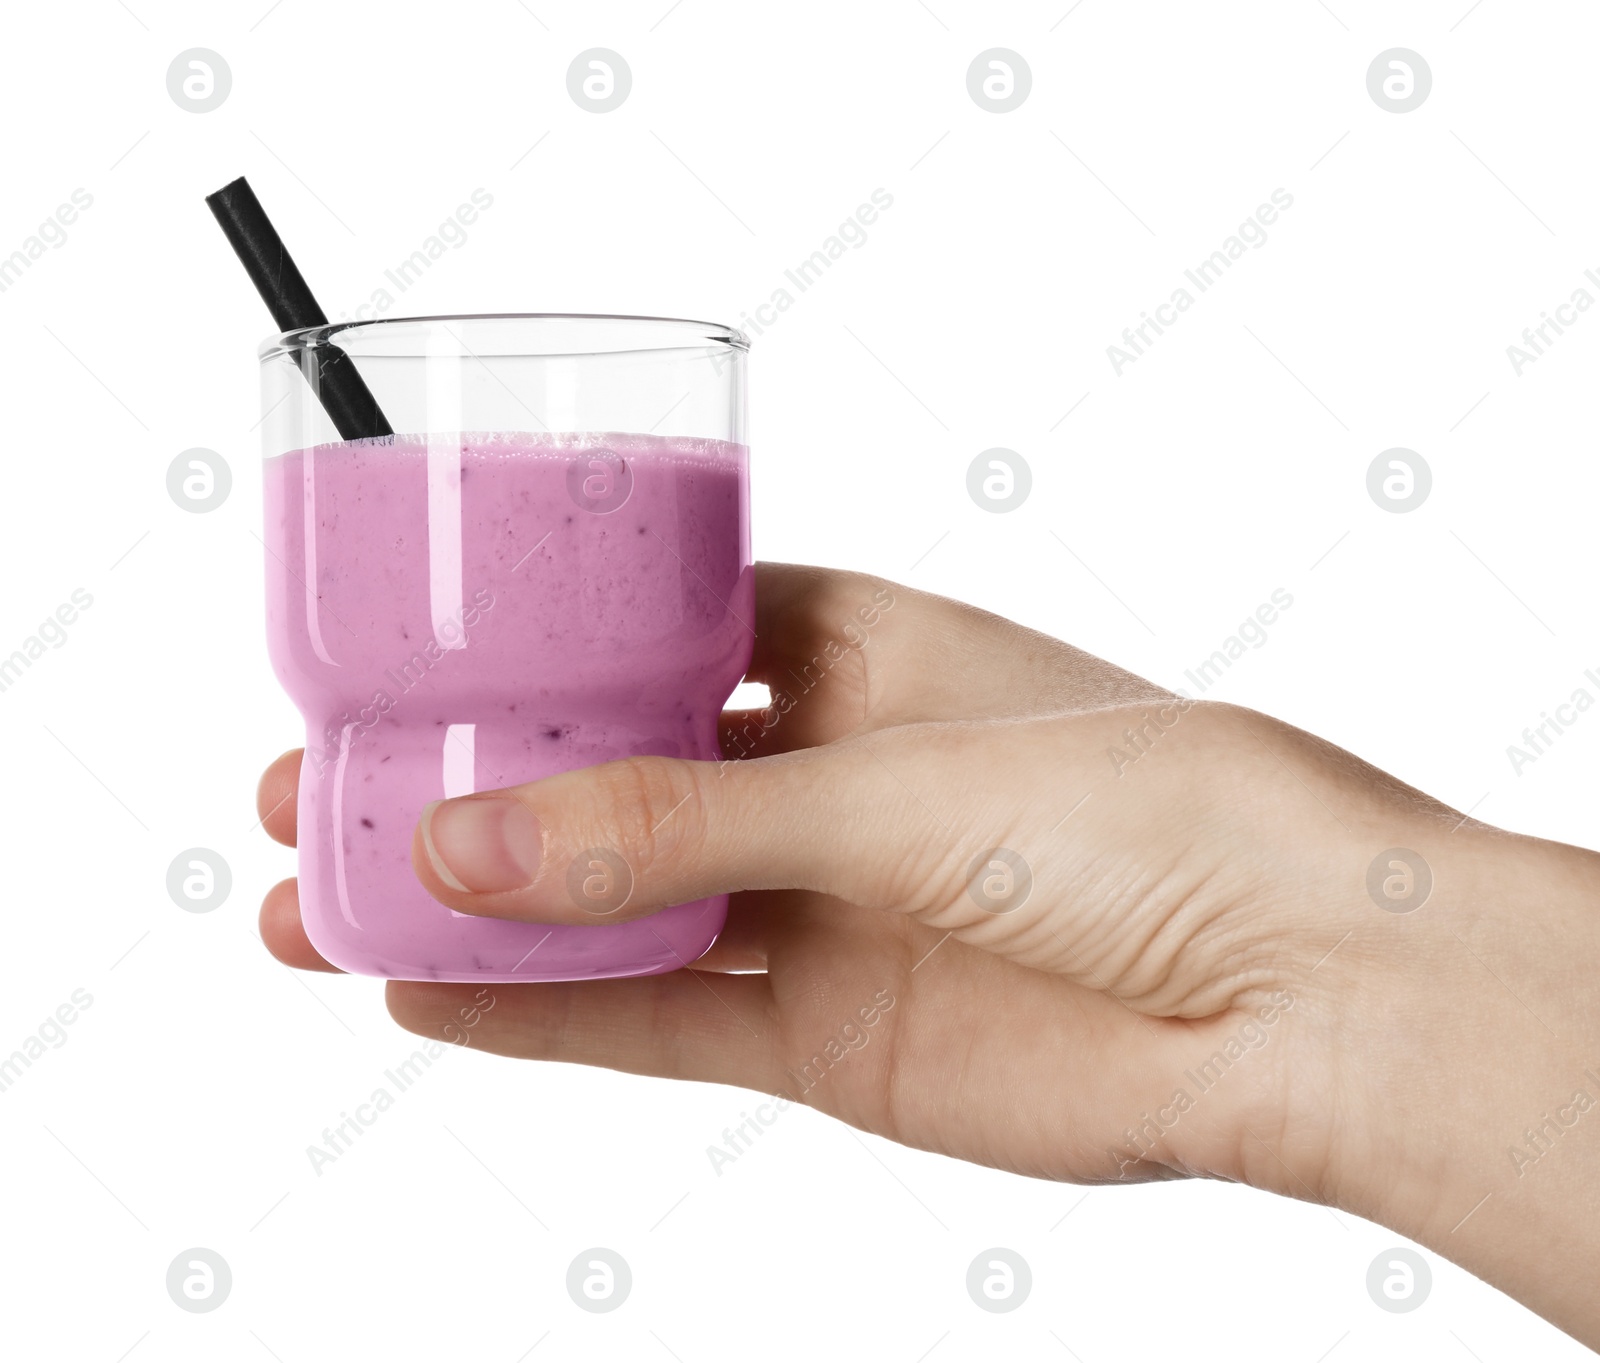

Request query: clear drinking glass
[{"left": 260, "top": 315, "right": 752, "bottom": 982}]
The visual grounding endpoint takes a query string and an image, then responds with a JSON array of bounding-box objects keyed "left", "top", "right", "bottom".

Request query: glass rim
[{"left": 258, "top": 312, "right": 751, "bottom": 361}]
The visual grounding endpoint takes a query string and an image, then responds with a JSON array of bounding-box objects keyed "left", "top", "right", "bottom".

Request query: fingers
[
  {"left": 729, "top": 563, "right": 880, "bottom": 755},
  {"left": 383, "top": 928, "right": 1243, "bottom": 1189},
  {"left": 259, "top": 878, "right": 341, "bottom": 973},
  {"left": 411, "top": 739, "right": 944, "bottom": 925},
  {"left": 257, "top": 750, "right": 301, "bottom": 847},
  {"left": 729, "top": 563, "right": 1167, "bottom": 761},
  {"left": 879, "top": 592, "right": 1171, "bottom": 722},
  {"left": 254, "top": 872, "right": 776, "bottom": 977},
  {"left": 386, "top": 971, "right": 784, "bottom": 1091},
  {"left": 688, "top": 889, "right": 786, "bottom": 972}
]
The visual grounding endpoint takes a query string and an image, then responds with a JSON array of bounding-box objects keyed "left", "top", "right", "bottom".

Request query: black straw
[{"left": 205, "top": 176, "right": 393, "bottom": 441}]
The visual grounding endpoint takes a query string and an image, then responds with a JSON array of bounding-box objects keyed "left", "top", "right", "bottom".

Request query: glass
[{"left": 260, "top": 314, "right": 752, "bottom": 982}]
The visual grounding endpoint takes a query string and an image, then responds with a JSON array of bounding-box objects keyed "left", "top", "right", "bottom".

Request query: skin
[{"left": 258, "top": 562, "right": 1600, "bottom": 1348}]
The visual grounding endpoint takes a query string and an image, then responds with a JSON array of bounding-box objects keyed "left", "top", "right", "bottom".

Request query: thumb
[{"left": 410, "top": 745, "right": 930, "bottom": 923}]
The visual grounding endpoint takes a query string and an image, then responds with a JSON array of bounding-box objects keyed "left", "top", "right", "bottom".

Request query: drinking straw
[{"left": 205, "top": 176, "right": 394, "bottom": 441}]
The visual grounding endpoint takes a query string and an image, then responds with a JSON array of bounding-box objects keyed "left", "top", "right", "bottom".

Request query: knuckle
[
  {"left": 785, "top": 567, "right": 897, "bottom": 644},
  {"left": 592, "top": 755, "right": 709, "bottom": 877}
]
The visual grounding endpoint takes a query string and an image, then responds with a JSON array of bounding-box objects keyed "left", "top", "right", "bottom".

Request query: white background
[{"left": 0, "top": 1, "right": 1595, "bottom": 1359}]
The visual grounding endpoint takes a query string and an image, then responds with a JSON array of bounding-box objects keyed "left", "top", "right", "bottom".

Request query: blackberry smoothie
[{"left": 263, "top": 431, "right": 753, "bottom": 981}]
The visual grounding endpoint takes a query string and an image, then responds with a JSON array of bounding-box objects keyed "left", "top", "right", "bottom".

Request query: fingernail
[{"left": 420, "top": 798, "right": 542, "bottom": 894}]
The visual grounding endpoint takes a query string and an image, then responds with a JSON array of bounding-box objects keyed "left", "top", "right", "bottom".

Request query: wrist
[{"left": 1320, "top": 825, "right": 1600, "bottom": 1346}]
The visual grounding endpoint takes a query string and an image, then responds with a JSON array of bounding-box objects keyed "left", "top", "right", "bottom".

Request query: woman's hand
[{"left": 257, "top": 562, "right": 1600, "bottom": 1348}]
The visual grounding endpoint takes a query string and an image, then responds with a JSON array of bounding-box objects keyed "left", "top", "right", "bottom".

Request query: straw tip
[{"left": 205, "top": 175, "right": 252, "bottom": 208}]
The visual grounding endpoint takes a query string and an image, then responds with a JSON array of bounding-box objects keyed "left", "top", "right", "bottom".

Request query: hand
[{"left": 258, "top": 562, "right": 1600, "bottom": 1348}]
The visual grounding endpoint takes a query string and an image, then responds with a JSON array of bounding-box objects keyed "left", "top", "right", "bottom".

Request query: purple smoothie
[{"left": 264, "top": 430, "right": 752, "bottom": 981}]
